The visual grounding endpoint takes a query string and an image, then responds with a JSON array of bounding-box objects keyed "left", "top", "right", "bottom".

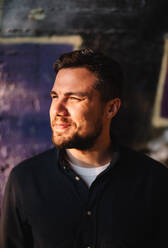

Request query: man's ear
[{"left": 106, "top": 98, "right": 121, "bottom": 119}]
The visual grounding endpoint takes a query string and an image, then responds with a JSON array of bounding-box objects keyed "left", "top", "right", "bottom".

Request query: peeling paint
[
  {"left": 1, "top": 146, "right": 7, "bottom": 158},
  {"left": 29, "top": 8, "right": 46, "bottom": 21},
  {"left": 32, "top": 98, "right": 41, "bottom": 112}
]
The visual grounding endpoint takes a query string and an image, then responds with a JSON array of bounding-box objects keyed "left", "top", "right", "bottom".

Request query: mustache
[{"left": 51, "top": 117, "right": 72, "bottom": 126}]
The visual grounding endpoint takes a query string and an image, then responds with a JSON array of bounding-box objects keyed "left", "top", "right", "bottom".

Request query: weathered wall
[{"left": 0, "top": 0, "right": 168, "bottom": 207}]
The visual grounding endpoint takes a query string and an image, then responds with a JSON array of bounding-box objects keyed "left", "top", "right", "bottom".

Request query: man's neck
[{"left": 66, "top": 143, "right": 113, "bottom": 168}]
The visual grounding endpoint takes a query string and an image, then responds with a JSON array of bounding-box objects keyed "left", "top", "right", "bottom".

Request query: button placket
[
  {"left": 87, "top": 210, "right": 92, "bottom": 216},
  {"left": 75, "top": 176, "right": 80, "bottom": 181}
]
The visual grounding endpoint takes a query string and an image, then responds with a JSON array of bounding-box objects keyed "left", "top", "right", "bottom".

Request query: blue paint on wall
[{"left": 0, "top": 43, "right": 73, "bottom": 210}]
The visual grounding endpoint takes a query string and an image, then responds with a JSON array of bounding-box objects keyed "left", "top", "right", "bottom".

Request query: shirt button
[
  {"left": 75, "top": 176, "right": 80, "bottom": 181},
  {"left": 87, "top": 210, "right": 92, "bottom": 216}
]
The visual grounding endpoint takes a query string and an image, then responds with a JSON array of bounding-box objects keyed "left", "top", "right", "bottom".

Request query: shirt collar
[{"left": 56, "top": 136, "right": 120, "bottom": 171}]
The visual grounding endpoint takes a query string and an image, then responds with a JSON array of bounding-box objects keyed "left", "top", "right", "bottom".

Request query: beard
[{"left": 51, "top": 118, "right": 103, "bottom": 150}]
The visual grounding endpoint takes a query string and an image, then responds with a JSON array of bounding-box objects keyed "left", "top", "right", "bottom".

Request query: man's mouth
[{"left": 53, "top": 122, "right": 71, "bottom": 130}]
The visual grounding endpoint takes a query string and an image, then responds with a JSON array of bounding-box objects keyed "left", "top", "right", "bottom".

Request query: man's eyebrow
[
  {"left": 64, "top": 92, "right": 89, "bottom": 97},
  {"left": 50, "top": 90, "right": 89, "bottom": 97},
  {"left": 50, "top": 90, "right": 57, "bottom": 95}
]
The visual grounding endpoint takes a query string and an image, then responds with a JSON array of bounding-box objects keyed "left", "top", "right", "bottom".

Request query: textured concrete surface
[{"left": 1, "top": 0, "right": 146, "bottom": 35}]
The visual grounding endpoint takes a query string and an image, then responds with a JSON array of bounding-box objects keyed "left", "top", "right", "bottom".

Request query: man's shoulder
[
  {"left": 12, "top": 147, "right": 58, "bottom": 176},
  {"left": 117, "top": 145, "right": 168, "bottom": 191},
  {"left": 119, "top": 145, "right": 167, "bottom": 172},
  {"left": 5, "top": 148, "right": 60, "bottom": 201}
]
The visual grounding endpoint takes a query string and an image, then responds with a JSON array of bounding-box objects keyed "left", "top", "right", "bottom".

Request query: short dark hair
[{"left": 54, "top": 48, "right": 123, "bottom": 102}]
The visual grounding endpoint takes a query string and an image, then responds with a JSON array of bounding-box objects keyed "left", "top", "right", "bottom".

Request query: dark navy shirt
[{"left": 0, "top": 146, "right": 168, "bottom": 248}]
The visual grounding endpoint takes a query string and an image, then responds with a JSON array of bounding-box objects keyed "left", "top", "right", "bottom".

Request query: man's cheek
[{"left": 49, "top": 107, "right": 55, "bottom": 120}]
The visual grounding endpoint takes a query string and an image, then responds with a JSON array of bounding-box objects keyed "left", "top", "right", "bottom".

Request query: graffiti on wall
[
  {"left": 152, "top": 38, "right": 168, "bottom": 127},
  {"left": 0, "top": 36, "right": 82, "bottom": 209}
]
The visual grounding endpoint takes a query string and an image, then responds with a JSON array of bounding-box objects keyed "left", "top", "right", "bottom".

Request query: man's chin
[
  {"left": 51, "top": 133, "right": 98, "bottom": 150},
  {"left": 51, "top": 134, "right": 74, "bottom": 149}
]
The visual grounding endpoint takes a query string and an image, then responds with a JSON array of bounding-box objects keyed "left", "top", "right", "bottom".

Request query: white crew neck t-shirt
[{"left": 68, "top": 152, "right": 119, "bottom": 187}]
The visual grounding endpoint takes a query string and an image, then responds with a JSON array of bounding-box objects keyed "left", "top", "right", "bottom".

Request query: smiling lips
[{"left": 53, "top": 122, "right": 71, "bottom": 130}]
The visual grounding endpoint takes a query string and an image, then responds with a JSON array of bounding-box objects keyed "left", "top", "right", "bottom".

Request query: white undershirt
[
  {"left": 70, "top": 161, "right": 110, "bottom": 187},
  {"left": 68, "top": 152, "right": 119, "bottom": 187}
]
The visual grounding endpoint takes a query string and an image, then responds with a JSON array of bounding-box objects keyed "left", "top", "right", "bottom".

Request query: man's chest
[{"left": 21, "top": 174, "right": 155, "bottom": 248}]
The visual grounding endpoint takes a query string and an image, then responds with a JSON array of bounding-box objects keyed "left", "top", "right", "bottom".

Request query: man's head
[
  {"left": 50, "top": 48, "right": 123, "bottom": 150},
  {"left": 53, "top": 48, "right": 123, "bottom": 102}
]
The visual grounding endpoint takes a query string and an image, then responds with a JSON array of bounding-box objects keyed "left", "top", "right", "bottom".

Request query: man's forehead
[
  {"left": 55, "top": 67, "right": 98, "bottom": 83},
  {"left": 52, "top": 67, "right": 98, "bottom": 93}
]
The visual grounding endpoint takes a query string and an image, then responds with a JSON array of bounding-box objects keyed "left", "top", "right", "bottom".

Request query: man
[{"left": 0, "top": 48, "right": 168, "bottom": 248}]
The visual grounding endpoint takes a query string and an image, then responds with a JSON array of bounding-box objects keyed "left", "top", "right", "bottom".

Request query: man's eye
[
  {"left": 51, "top": 95, "right": 58, "bottom": 99},
  {"left": 69, "top": 97, "right": 81, "bottom": 101}
]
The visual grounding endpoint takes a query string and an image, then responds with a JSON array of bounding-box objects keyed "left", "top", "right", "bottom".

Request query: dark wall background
[{"left": 0, "top": 0, "right": 168, "bottom": 207}]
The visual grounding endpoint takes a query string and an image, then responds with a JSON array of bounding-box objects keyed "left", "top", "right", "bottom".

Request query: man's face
[{"left": 49, "top": 67, "right": 108, "bottom": 150}]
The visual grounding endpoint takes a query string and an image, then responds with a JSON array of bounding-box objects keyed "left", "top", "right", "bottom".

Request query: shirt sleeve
[{"left": 0, "top": 169, "right": 33, "bottom": 248}]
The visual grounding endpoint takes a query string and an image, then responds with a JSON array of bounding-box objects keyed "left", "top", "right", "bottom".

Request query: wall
[{"left": 0, "top": 0, "right": 168, "bottom": 208}]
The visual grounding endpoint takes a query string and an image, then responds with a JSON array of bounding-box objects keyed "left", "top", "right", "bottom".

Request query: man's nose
[{"left": 54, "top": 100, "right": 69, "bottom": 116}]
